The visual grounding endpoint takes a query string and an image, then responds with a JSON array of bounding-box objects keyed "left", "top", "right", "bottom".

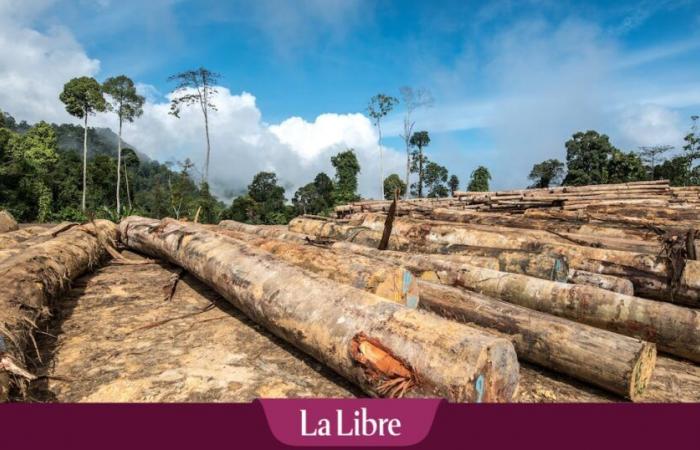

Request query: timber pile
[
  {"left": 335, "top": 180, "right": 700, "bottom": 216},
  {"left": 0, "top": 211, "right": 18, "bottom": 233},
  {"left": 4, "top": 175, "right": 700, "bottom": 403}
]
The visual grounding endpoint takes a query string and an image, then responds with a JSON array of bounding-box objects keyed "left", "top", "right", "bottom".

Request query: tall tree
[
  {"left": 683, "top": 115, "right": 700, "bottom": 160},
  {"left": 562, "top": 131, "right": 616, "bottom": 186},
  {"left": 409, "top": 131, "right": 430, "bottom": 198},
  {"left": 424, "top": 161, "right": 449, "bottom": 198},
  {"left": 448, "top": 174, "right": 460, "bottom": 196},
  {"left": 168, "top": 67, "right": 221, "bottom": 184},
  {"left": 102, "top": 75, "right": 145, "bottom": 214},
  {"left": 638, "top": 145, "right": 673, "bottom": 180},
  {"left": 121, "top": 148, "right": 140, "bottom": 210},
  {"left": 528, "top": 159, "right": 565, "bottom": 188},
  {"left": 367, "top": 93, "right": 398, "bottom": 199},
  {"left": 383, "top": 173, "right": 406, "bottom": 200},
  {"left": 59, "top": 76, "right": 107, "bottom": 211},
  {"left": 399, "top": 87, "right": 432, "bottom": 199},
  {"left": 331, "top": 149, "right": 361, "bottom": 204},
  {"left": 468, "top": 166, "right": 491, "bottom": 192}
]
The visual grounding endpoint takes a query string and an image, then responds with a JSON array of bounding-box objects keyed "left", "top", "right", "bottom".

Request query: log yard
[{"left": 1, "top": 179, "right": 699, "bottom": 403}]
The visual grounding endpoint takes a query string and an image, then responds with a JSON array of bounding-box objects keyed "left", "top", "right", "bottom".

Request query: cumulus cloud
[
  {"left": 97, "top": 88, "right": 402, "bottom": 201},
  {"left": 0, "top": 1, "right": 100, "bottom": 123}
]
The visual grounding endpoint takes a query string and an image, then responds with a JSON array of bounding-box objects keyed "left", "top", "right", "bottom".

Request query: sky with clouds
[{"left": 0, "top": 0, "right": 699, "bottom": 199}]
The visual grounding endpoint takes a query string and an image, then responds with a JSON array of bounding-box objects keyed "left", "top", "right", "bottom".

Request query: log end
[{"left": 629, "top": 342, "right": 657, "bottom": 402}]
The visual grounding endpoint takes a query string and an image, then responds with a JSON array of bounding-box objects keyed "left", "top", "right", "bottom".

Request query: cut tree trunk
[
  {"left": 417, "top": 281, "right": 656, "bottom": 401},
  {"left": 120, "top": 217, "right": 520, "bottom": 402},
  {"left": 0, "top": 226, "right": 48, "bottom": 250},
  {"left": 568, "top": 269, "right": 635, "bottom": 295},
  {"left": 0, "top": 220, "right": 116, "bottom": 401},
  {"left": 0, "top": 222, "right": 79, "bottom": 264},
  {"left": 0, "top": 211, "right": 18, "bottom": 233},
  {"left": 210, "top": 226, "right": 419, "bottom": 308},
  {"left": 441, "top": 264, "right": 700, "bottom": 362}
]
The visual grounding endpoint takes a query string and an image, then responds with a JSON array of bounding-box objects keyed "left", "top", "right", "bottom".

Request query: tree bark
[
  {"left": 0, "top": 222, "right": 79, "bottom": 264},
  {"left": 568, "top": 269, "right": 635, "bottom": 295},
  {"left": 120, "top": 217, "right": 519, "bottom": 402},
  {"left": 417, "top": 281, "right": 656, "bottom": 401},
  {"left": 211, "top": 226, "right": 419, "bottom": 308},
  {"left": 116, "top": 117, "right": 122, "bottom": 214},
  {"left": 444, "top": 264, "right": 700, "bottom": 362},
  {"left": 0, "top": 220, "right": 116, "bottom": 400},
  {"left": 82, "top": 113, "right": 88, "bottom": 212}
]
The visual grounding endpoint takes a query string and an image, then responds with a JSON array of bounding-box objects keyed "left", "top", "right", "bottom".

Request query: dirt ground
[{"left": 29, "top": 252, "right": 700, "bottom": 403}]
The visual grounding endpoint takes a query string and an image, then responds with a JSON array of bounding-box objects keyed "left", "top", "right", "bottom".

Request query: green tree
[
  {"left": 683, "top": 115, "right": 700, "bottom": 160},
  {"left": 467, "top": 166, "right": 491, "bottom": 192},
  {"left": 638, "top": 145, "right": 673, "bottom": 180},
  {"left": 562, "top": 131, "right": 616, "bottom": 186},
  {"left": 424, "top": 162, "right": 449, "bottom": 197},
  {"left": 7, "top": 122, "right": 59, "bottom": 221},
  {"left": 368, "top": 93, "right": 399, "bottom": 199},
  {"left": 383, "top": 173, "right": 406, "bottom": 200},
  {"left": 121, "top": 148, "right": 140, "bottom": 209},
  {"left": 228, "top": 194, "right": 261, "bottom": 223},
  {"left": 168, "top": 67, "right": 221, "bottom": 184},
  {"left": 528, "top": 159, "right": 565, "bottom": 188},
  {"left": 293, "top": 172, "right": 335, "bottom": 215},
  {"left": 448, "top": 174, "right": 460, "bottom": 196},
  {"left": 607, "top": 150, "right": 647, "bottom": 183},
  {"left": 409, "top": 131, "right": 430, "bottom": 198},
  {"left": 102, "top": 75, "right": 145, "bottom": 214},
  {"left": 59, "top": 76, "right": 107, "bottom": 211},
  {"left": 247, "top": 171, "right": 288, "bottom": 224},
  {"left": 331, "top": 149, "right": 361, "bottom": 204}
]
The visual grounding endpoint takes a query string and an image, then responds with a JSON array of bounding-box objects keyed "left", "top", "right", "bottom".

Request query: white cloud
[
  {"left": 97, "top": 88, "right": 402, "bottom": 201},
  {"left": 618, "top": 104, "right": 684, "bottom": 148},
  {"left": 0, "top": 6, "right": 100, "bottom": 123}
]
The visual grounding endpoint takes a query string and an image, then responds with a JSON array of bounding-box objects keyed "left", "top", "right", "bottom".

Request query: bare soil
[{"left": 29, "top": 251, "right": 700, "bottom": 403}]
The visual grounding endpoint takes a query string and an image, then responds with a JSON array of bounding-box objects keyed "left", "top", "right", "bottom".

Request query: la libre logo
[{"left": 300, "top": 407, "right": 402, "bottom": 437}]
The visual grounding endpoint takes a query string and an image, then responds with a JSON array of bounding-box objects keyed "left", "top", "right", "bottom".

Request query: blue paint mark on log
[
  {"left": 402, "top": 270, "right": 419, "bottom": 309},
  {"left": 475, "top": 374, "right": 484, "bottom": 403}
]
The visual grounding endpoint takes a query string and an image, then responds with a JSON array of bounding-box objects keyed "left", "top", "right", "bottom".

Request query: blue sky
[{"left": 1, "top": 0, "right": 700, "bottom": 197}]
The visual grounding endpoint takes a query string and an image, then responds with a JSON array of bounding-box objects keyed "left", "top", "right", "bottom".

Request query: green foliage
[
  {"left": 59, "top": 77, "right": 107, "bottom": 118},
  {"left": 468, "top": 166, "right": 491, "bottom": 192},
  {"left": 227, "top": 172, "right": 291, "bottom": 224},
  {"left": 383, "top": 174, "right": 406, "bottom": 200},
  {"left": 562, "top": 131, "right": 615, "bottom": 186},
  {"left": 424, "top": 162, "right": 449, "bottom": 198},
  {"left": 448, "top": 174, "right": 460, "bottom": 196},
  {"left": 607, "top": 150, "right": 647, "bottom": 183},
  {"left": 293, "top": 172, "right": 335, "bottom": 215},
  {"left": 367, "top": 94, "right": 399, "bottom": 123},
  {"left": 102, "top": 76, "right": 145, "bottom": 123},
  {"left": 409, "top": 131, "right": 430, "bottom": 198},
  {"left": 331, "top": 149, "right": 361, "bottom": 204},
  {"left": 528, "top": 159, "right": 565, "bottom": 188}
]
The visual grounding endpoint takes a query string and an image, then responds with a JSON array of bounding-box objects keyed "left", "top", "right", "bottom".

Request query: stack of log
[
  {"left": 2, "top": 177, "right": 700, "bottom": 404},
  {"left": 334, "top": 180, "right": 698, "bottom": 216}
]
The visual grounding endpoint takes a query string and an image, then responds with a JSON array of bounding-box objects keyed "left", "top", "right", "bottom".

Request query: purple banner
[
  {"left": 0, "top": 402, "right": 698, "bottom": 449},
  {"left": 259, "top": 399, "right": 440, "bottom": 446}
]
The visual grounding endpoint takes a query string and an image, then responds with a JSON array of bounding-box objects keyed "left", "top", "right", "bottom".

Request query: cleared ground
[{"left": 30, "top": 252, "right": 700, "bottom": 403}]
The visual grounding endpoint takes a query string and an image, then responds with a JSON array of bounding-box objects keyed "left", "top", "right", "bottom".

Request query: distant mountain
[{"left": 1, "top": 109, "right": 150, "bottom": 163}]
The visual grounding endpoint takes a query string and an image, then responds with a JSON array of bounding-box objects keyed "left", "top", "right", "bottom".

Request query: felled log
[
  {"left": 0, "top": 220, "right": 117, "bottom": 401},
  {"left": 288, "top": 217, "right": 570, "bottom": 281},
  {"left": 293, "top": 217, "right": 700, "bottom": 305},
  {"left": 219, "top": 220, "right": 310, "bottom": 243},
  {"left": 120, "top": 217, "right": 520, "bottom": 402},
  {"left": 0, "top": 226, "right": 47, "bottom": 250},
  {"left": 442, "top": 264, "right": 700, "bottom": 362},
  {"left": 0, "top": 211, "right": 18, "bottom": 233},
  {"left": 417, "top": 281, "right": 656, "bottom": 400},
  {"left": 211, "top": 227, "right": 420, "bottom": 307},
  {"left": 568, "top": 269, "right": 635, "bottom": 295},
  {"left": 0, "top": 222, "right": 79, "bottom": 264}
]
